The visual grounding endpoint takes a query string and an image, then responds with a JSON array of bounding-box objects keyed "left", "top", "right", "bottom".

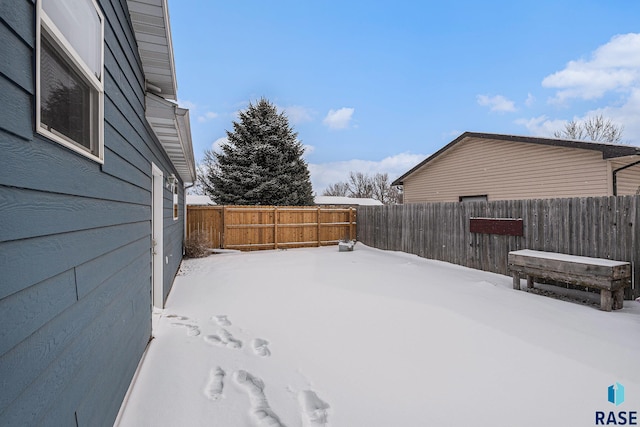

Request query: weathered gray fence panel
[{"left": 357, "top": 196, "right": 639, "bottom": 299}]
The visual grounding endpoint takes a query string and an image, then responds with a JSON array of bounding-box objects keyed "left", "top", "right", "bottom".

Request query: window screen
[{"left": 40, "top": 36, "right": 95, "bottom": 151}]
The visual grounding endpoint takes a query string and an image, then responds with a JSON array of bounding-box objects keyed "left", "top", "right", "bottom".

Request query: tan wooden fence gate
[{"left": 187, "top": 205, "right": 356, "bottom": 251}]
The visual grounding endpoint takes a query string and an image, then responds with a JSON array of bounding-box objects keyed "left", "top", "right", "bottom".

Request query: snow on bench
[{"left": 508, "top": 249, "right": 631, "bottom": 311}]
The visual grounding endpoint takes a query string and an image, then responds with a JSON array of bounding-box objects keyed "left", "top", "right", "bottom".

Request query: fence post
[
  {"left": 317, "top": 207, "right": 321, "bottom": 247},
  {"left": 350, "top": 207, "right": 355, "bottom": 241},
  {"left": 274, "top": 207, "right": 279, "bottom": 249},
  {"left": 222, "top": 206, "right": 227, "bottom": 249}
]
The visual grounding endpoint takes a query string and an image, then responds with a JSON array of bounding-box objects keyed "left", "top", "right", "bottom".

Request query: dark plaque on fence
[{"left": 470, "top": 218, "right": 523, "bottom": 236}]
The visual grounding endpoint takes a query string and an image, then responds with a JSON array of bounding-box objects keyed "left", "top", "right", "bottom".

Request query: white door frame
[{"left": 151, "top": 163, "right": 164, "bottom": 309}]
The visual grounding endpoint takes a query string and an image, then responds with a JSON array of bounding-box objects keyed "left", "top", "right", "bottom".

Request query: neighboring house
[
  {"left": 315, "top": 195, "right": 384, "bottom": 206},
  {"left": 393, "top": 132, "right": 640, "bottom": 203},
  {"left": 0, "top": 0, "right": 195, "bottom": 425}
]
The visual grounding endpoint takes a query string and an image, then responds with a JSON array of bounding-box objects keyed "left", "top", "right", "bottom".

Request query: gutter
[{"left": 612, "top": 157, "right": 640, "bottom": 196}]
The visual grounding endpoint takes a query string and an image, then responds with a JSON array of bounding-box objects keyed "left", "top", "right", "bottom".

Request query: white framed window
[
  {"left": 459, "top": 195, "right": 488, "bottom": 203},
  {"left": 171, "top": 175, "right": 179, "bottom": 220},
  {"left": 36, "top": 0, "right": 105, "bottom": 163}
]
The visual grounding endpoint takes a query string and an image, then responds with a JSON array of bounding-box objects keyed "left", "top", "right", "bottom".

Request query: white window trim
[
  {"left": 35, "top": 0, "right": 105, "bottom": 164},
  {"left": 172, "top": 177, "right": 179, "bottom": 221}
]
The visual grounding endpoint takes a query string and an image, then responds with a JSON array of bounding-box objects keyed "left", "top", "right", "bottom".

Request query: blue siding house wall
[{"left": 0, "top": 0, "right": 195, "bottom": 425}]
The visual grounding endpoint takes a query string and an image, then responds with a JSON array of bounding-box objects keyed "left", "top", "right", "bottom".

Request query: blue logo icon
[{"left": 608, "top": 382, "right": 625, "bottom": 406}]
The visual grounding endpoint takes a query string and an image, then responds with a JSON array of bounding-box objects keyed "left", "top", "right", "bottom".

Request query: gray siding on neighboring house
[{"left": 0, "top": 0, "right": 185, "bottom": 425}]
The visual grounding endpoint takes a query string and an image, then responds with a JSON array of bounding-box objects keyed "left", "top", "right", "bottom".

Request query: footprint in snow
[
  {"left": 166, "top": 314, "right": 189, "bottom": 321},
  {"left": 234, "top": 370, "right": 284, "bottom": 427},
  {"left": 299, "top": 390, "right": 330, "bottom": 426},
  {"left": 204, "top": 328, "right": 242, "bottom": 348},
  {"left": 170, "top": 322, "right": 201, "bottom": 336},
  {"left": 251, "top": 338, "right": 271, "bottom": 357},
  {"left": 204, "top": 367, "right": 226, "bottom": 401},
  {"left": 212, "top": 315, "right": 232, "bottom": 326}
]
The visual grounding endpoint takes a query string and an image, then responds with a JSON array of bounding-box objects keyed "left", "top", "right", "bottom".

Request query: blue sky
[{"left": 167, "top": 0, "right": 640, "bottom": 192}]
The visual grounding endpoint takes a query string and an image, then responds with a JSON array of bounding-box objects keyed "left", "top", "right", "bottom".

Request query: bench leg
[
  {"left": 526, "top": 275, "right": 534, "bottom": 289},
  {"left": 613, "top": 289, "right": 625, "bottom": 310},
  {"left": 512, "top": 273, "right": 520, "bottom": 290},
  {"left": 600, "top": 290, "right": 613, "bottom": 312}
]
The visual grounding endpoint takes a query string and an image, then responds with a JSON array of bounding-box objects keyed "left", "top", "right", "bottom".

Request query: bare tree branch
[
  {"left": 554, "top": 114, "right": 624, "bottom": 144},
  {"left": 347, "top": 171, "right": 374, "bottom": 198},
  {"left": 322, "top": 171, "right": 403, "bottom": 204},
  {"left": 322, "top": 182, "right": 350, "bottom": 197}
]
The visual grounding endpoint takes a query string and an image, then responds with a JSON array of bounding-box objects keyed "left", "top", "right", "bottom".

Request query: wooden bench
[{"left": 508, "top": 249, "right": 631, "bottom": 311}]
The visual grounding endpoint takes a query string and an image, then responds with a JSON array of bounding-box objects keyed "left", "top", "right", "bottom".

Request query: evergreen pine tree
[{"left": 204, "top": 98, "right": 315, "bottom": 205}]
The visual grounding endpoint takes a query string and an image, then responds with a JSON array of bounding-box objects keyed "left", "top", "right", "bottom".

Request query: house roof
[
  {"left": 126, "top": 0, "right": 196, "bottom": 184},
  {"left": 186, "top": 195, "right": 216, "bottom": 205},
  {"left": 392, "top": 132, "right": 640, "bottom": 186}
]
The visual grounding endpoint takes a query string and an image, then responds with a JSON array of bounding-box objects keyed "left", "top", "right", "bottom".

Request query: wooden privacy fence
[
  {"left": 187, "top": 205, "right": 356, "bottom": 251},
  {"left": 357, "top": 196, "right": 640, "bottom": 298}
]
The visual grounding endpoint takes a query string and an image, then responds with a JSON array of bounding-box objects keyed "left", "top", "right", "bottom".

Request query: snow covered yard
[{"left": 116, "top": 245, "right": 640, "bottom": 427}]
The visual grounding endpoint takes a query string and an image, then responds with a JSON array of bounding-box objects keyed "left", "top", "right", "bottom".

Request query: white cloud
[
  {"left": 178, "top": 99, "right": 198, "bottom": 111},
  {"left": 444, "top": 129, "right": 463, "bottom": 139},
  {"left": 302, "top": 144, "right": 315, "bottom": 158},
  {"left": 525, "top": 93, "right": 535, "bottom": 107},
  {"left": 515, "top": 33, "right": 640, "bottom": 145},
  {"left": 477, "top": 95, "right": 517, "bottom": 112},
  {"left": 283, "top": 105, "right": 314, "bottom": 124},
  {"left": 515, "top": 115, "right": 567, "bottom": 138},
  {"left": 308, "top": 152, "right": 427, "bottom": 194},
  {"left": 323, "top": 107, "right": 355, "bottom": 130},
  {"left": 542, "top": 33, "right": 640, "bottom": 103},
  {"left": 197, "top": 111, "right": 219, "bottom": 123},
  {"left": 211, "top": 136, "right": 228, "bottom": 153}
]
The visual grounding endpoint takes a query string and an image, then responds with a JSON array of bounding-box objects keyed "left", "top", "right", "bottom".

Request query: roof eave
[
  {"left": 392, "top": 132, "right": 471, "bottom": 186},
  {"left": 126, "top": 0, "right": 196, "bottom": 184},
  {"left": 145, "top": 93, "right": 197, "bottom": 184},
  {"left": 127, "top": 0, "right": 178, "bottom": 100}
]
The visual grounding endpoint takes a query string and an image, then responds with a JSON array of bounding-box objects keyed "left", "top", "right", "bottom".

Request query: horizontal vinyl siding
[
  {"left": 0, "top": 187, "right": 150, "bottom": 242},
  {"left": 0, "top": 19, "right": 32, "bottom": 93},
  {"left": 0, "top": 253, "right": 149, "bottom": 425},
  {"left": 0, "top": 0, "right": 185, "bottom": 425},
  {"left": 0, "top": 222, "right": 150, "bottom": 301},
  {"left": 0, "top": 270, "right": 77, "bottom": 357},
  {"left": 404, "top": 137, "right": 610, "bottom": 203},
  {"left": 1, "top": 128, "right": 151, "bottom": 205},
  {"left": 0, "top": 0, "right": 33, "bottom": 141}
]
